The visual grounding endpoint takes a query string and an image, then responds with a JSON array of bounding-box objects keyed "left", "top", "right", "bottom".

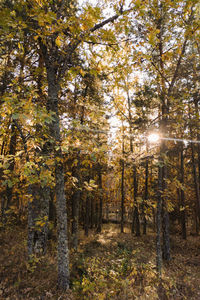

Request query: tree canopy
[{"left": 1, "top": 0, "right": 200, "bottom": 298}]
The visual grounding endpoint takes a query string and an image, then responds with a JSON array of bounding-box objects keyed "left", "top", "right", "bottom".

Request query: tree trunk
[
  {"left": 95, "top": 199, "right": 98, "bottom": 229},
  {"left": 156, "top": 164, "right": 163, "bottom": 276},
  {"left": 161, "top": 143, "right": 170, "bottom": 261},
  {"left": 189, "top": 106, "right": 200, "bottom": 233},
  {"left": 121, "top": 159, "right": 125, "bottom": 233},
  {"left": 193, "top": 99, "right": 200, "bottom": 193},
  {"left": 85, "top": 195, "right": 90, "bottom": 237},
  {"left": 121, "top": 134, "right": 125, "bottom": 233},
  {"left": 97, "top": 164, "right": 103, "bottom": 233},
  {"left": 190, "top": 141, "right": 200, "bottom": 233},
  {"left": 132, "top": 166, "right": 140, "bottom": 236},
  {"left": 84, "top": 173, "right": 91, "bottom": 237},
  {"left": 5, "top": 123, "right": 17, "bottom": 210},
  {"left": 90, "top": 196, "right": 94, "bottom": 229},
  {"left": 180, "top": 144, "right": 186, "bottom": 239},
  {"left": 46, "top": 64, "right": 69, "bottom": 290},
  {"left": 194, "top": 99, "right": 200, "bottom": 232},
  {"left": 71, "top": 152, "right": 81, "bottom": 250},
  {"left": 143, "top": 144, "right": 149, "bottom": 235}
]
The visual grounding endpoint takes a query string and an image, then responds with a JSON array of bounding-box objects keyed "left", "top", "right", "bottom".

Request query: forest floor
[{"left": 0, "top": 223, "right": 200, "bottom": 299}]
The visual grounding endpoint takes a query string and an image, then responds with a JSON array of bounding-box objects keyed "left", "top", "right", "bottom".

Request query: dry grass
[{"left": 0, "top": 223, "right": 200, "bottom": 299}]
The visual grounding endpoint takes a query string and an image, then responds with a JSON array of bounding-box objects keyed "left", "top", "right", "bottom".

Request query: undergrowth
[{"left": 0, "top": 224, "right": 200, "bottom": 299}]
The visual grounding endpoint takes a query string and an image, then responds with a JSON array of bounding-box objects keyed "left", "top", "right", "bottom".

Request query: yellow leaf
[{"left": 55, "top": 36, "right": 62, "bottom": 47}]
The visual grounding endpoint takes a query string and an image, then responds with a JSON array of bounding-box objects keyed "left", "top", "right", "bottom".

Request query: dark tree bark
[
  {"left": 161, "top": 143, "right": 170, "bottom": 261},
  {"left": 194, "top": 98, "right": 200, "bottom": 220},
  {"left": 190, "top": 140, "right": 200, "bottom": 233},
  {"left": 180, "top": 144, "right": 186, "bottom": 239},
  {"left": 71, "top": 152, "right": 81, "bottom": 250},
  {"left": 132, "top": 166, "right": 140, "bottom": 236},
  {"left": 49, "top": 189, "right": 56, "bottom": 226},
  {"left": 95, "top": 199, "right": 99, "bottom": 229},
  {"left": 121, "top": 160, "right": 125, "bottom": 233},
  {"left": 142, "top": 143, "right": 149, "bottom": 235},
  {"left": 13, "top": 120, "right": 35, "bottom": 257},
  {"left": 189, "top": 106, "right": 200, "bottom": 233},
  {"left": 157, "top": 11, "right": 171, "bottom": 262},
  {"left": 90, "top": 196, "right": 94, "bottom": 229},
  {"left": 41, "top": 58, "right": 69, "bottom": 289},
  {"left": 121, "top": 131, "right": 125, "bottom": 233},
  {"left": 156, "top": 164, "right": 163, "bottom": 276},
  {"left": 84, "top": 192, "right": 90, "bottom": 237},
  {"left": 126, "top": 90, "right": 140, "bottom": 236},
  {"left": 97, "top": 163, "right": 103, "bottom": 233}
]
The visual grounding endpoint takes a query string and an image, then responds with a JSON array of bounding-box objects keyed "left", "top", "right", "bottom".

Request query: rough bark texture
[
  {"left": 45, "top": 63, "right": 69, "bottom": 289},
  {"left": 132, "top": 166, "right": 140, "bottom": 236},
  {"left": 162, "top": 202, "right": 170, "bottom": 261},
  {"left": 27, "top": 185, "right": 50, "bottom": 256},
  {"left": 71, "top": 152, "right": 81, "bottom": 249},
  {"left": 121, "top": 158, "right": 125, "bottom": 233},
  {"left": 90, "top": 197, "right": 94, "bottom": 229},
  {"left": 85, "top": 195, "right": 90, "bottom": 237},
  {"left": 156, "top": 165, "right": 163, "bottom": 276},
  {"left": 55, "top": 146, "right": 69, "bottom": 289},
  {"left": 180, "top": 145, "right": 186, "bottom": 239},
  {"left": 143, "top": 149, "right": 149, "bottom": 235},
  {"left": 27, "top": 185, "right": 34, "bottom": 257},
  {"left": 121, "top": 135, "right": 125, "bottom": 233},
  {"left": 162, "top": 155, "right": 170, "bottom": 261},
  {"left": 189, "top": 106, "right": 200, "bottom": 233},
  {"left": 190, "top": 141, "right": 200, "bottom": 233},
  {"left": 97, "top": 164, "right": 103, "bottom": 233},
  {"left": 5, "top": 123, "right": 17, "bottom": 211}
]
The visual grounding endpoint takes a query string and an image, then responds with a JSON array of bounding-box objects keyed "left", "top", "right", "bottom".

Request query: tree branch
[
  {"left": 13, "top": 120, "right": 30, "bottom": 162},
  {"left": 167, "top": 38, "right": 187, "bottom": 97}
]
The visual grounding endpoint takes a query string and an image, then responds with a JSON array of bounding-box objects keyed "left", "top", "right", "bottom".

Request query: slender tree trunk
[
  {"left": 84, "top": 174, "right": 91, "bottom": 237},
  {"left": 162, "top": 203, "right": 170, "bottom": 260},
  {"left": 161, "top": 145, "right": 170, "bottom": 261},
  {"left": 71, "top": 152, "right": 81, "bottom": 250},
  {"left": 132, "top": 166, "right": 140, "bottom": 236},
  {"left": 85, "top": 195, "right": 90, "bottom": 237},
  {"left": 156, "top": 164, "right": 163, "bottom": 276},
  {"left": 97, "top": 164, "right": 103, "bottom": 233},
  {"left": 27, "top": 184, "right": 35, "bottom": 257},
  {"left": 189, "top": 107, "right": 200, "bottom": 233},
  {"left": 27, "top": 184, "right": 50, "bottom": 255},
  {"left": 142, "top": 143, "right": 149, "bottom": 235},
  {"left": 106, "top": 196, "right": 109, "bottom": 222},
  {"left": 121, "top": 133, "right": 125, "bottom": 233},
  {"left": 121, "top": 159, "right": 125, "bottom": 233},
  {"left": 31, "top": 127, "right": 51, "bottom": 254},
  {"left": 12, "top": 120, "right": 36, "bottom": 257},
  {"left": 194, "top": 99, "right": 200, "bottom": 230},
  {"left": 95, "top": 199, "right": 98, "bottom": 229},
  {"left": 5, "top": 123, "right": 17, "bottom": 211},
  {"left": 180, "top": 144, "right": 187, "bottom": 239},
  {"left": 190, "top": 141, "right": 200, "bottom": 233},
  {"left": 90, "top": 196, "right": 94, "bottom": 229},
  {"left": 194, "top": 99, "right": 200, "bottom": 183},
  {"left": 34, "top": 186, "right": 50, "bottom": 254}
]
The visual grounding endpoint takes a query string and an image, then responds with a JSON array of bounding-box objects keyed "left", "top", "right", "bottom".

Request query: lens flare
[{"left": 147, "top": 133, "right": 160, "bottom": 143}]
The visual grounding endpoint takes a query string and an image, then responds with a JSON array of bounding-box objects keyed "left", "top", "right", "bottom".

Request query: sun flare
[{"left": 147, "top": 133, "right": 160, "bottom": 143}]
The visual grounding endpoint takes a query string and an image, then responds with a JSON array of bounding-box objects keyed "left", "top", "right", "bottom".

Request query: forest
[{"left": 0, "top": 0, "right": 200, "bottom": 299}]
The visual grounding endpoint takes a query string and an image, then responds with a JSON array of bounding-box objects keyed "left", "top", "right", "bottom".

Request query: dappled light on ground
[{"left": 0, "top": 224, "right": 200, "bottom": 299}]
